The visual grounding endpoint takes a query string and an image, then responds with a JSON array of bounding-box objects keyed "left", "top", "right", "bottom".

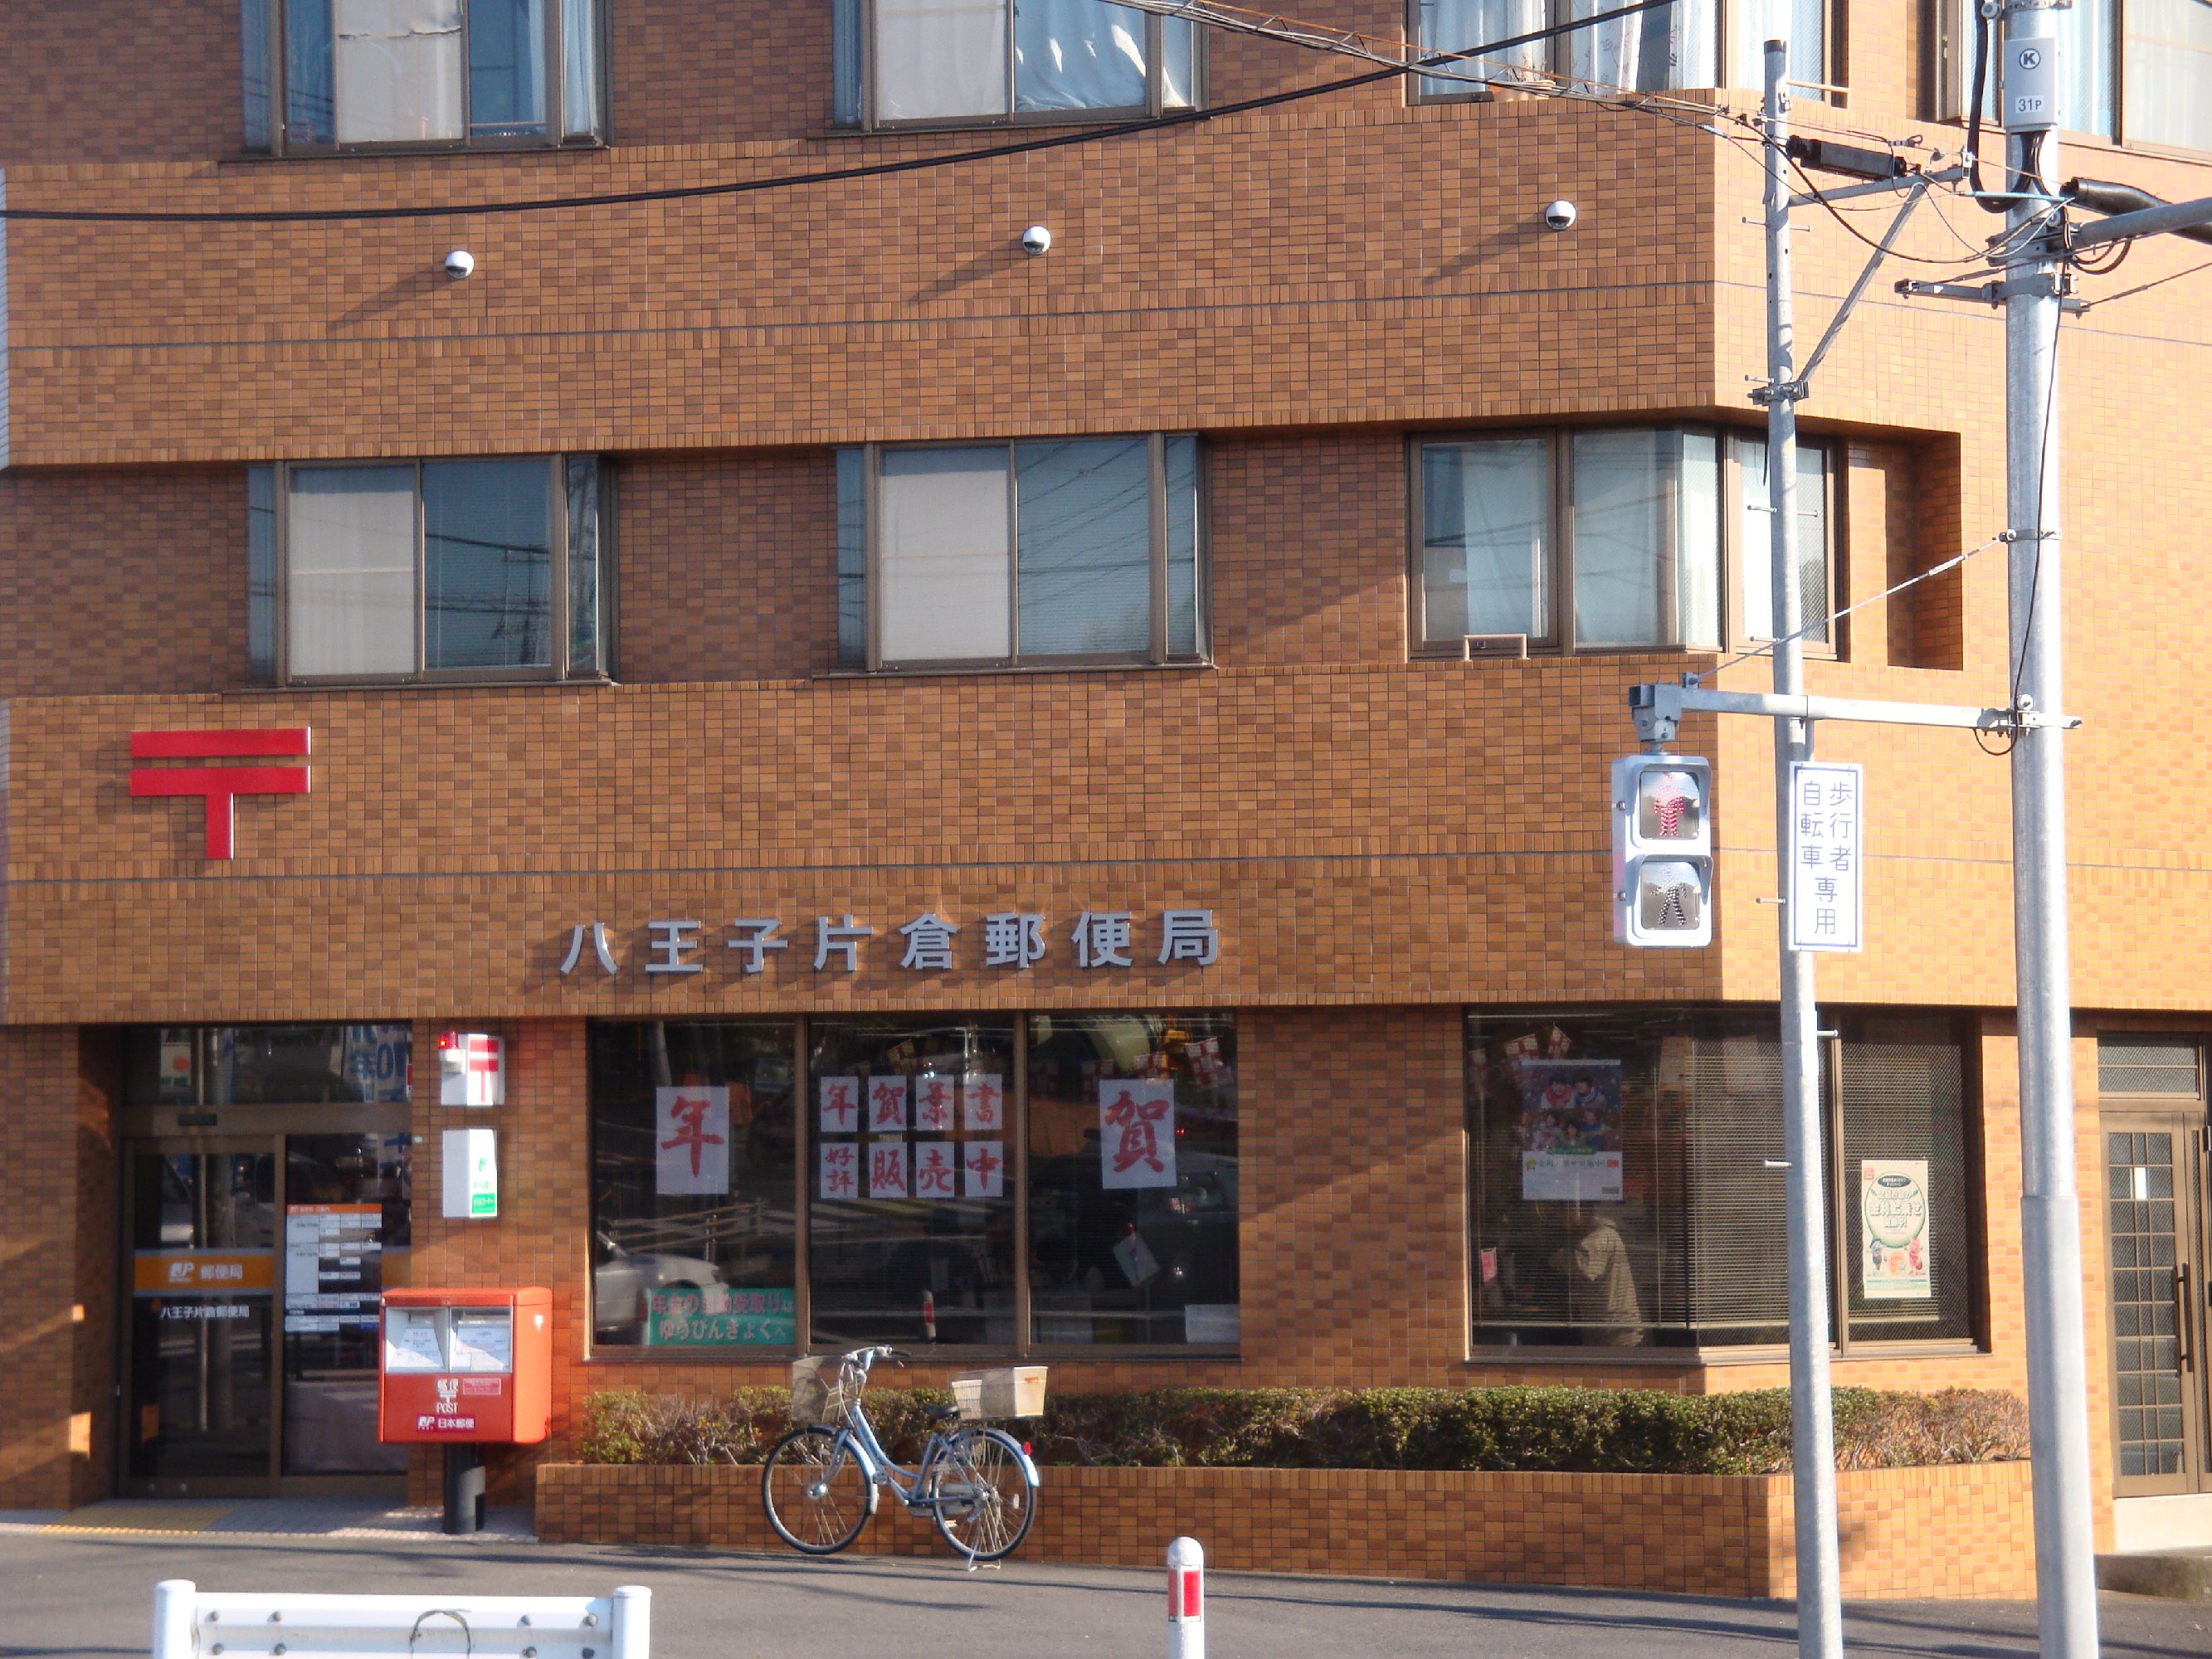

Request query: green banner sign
[{"left": 644, "top": 1287, "right": 796, "bottom": 1347}]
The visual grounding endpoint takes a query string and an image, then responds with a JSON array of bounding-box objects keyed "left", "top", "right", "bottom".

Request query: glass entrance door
[
  {"left": 2106, "top": 1115, "right": 2212, "bottom": 1497},
  {"left": 126, "top": 1146, "right": 279, "bottom": 1486},
  {"left": 123, "top": 1130, "right": 413, "bottom": 1494}
]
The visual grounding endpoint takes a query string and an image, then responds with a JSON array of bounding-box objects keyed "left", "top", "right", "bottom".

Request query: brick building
[{"left": 1, "top": 0, "right": 2207, "bottom": 1558}]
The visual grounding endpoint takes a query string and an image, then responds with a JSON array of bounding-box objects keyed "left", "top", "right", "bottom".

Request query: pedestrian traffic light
[{"left": 1611, "top": 753, "right": 1713, "bottom": 947}]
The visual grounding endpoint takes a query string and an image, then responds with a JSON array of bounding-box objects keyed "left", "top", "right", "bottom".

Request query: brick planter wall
[{"left": 534, "top": 1459, "right": 2036, "bottom": 1600}]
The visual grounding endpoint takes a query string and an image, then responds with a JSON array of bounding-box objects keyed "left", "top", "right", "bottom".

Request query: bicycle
[{"left": 760, "top": 1346, "right": 1042, "bottom": 1564}]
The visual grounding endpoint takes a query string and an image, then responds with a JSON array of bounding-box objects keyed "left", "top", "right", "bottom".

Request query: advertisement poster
[
  {"left": 655, "top": 1085, "right": 729, "bottom": 1195},
  {"left": 1860, "top": 1159, "right": 1932, "bottom": 1300},
  {"left": 962, "top": 1140, "right": 1005, "bottom": 1198},
  {"left": 1517, "top": 1059, "right": 1625, "bottom": 1202},
  {"left": 646, "top": 1287, "right": 795, "bottom": 1347},
  {"left": 1099, "top": 1079, "right": 1177, "bottom": 1190},
  {"left": 819, "top": 1076, "right": 860, "bottom": 1134}
]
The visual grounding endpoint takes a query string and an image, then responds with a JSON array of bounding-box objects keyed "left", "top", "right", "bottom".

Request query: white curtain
[
  {"left": 877, "top": 0, "right": 1008, "bottom": 119},
  {"left": 1422, "top": 438, "right": 1550, "bottom": 643},
  {"left": 1737, "top": 438, "right": 1829, "bottom": 644},
  {"left": 1570, "top": 0, "right": 1715, "bottom": 91},
  {"left": 1571, "top": 431, "right": 1720, "bottom": 649},
  {"left": 287, "top": 466, "right": 417, "bottom": 676},
  {"left": 334, "top": 0, "right": 464, "bottom": 142},
  {"left": 561, "top": 0, "right": 602, "bottom": 137},
  {"left": 2124, "top": 0, "right": 2212, "bottom": 150},
  {"left": 1015, "top": 0, "right": 1148, "bottom": 111},
  {"left": 1732, "top": 0, "right": 1826, "bottom": 90},
  {"left": 1418, "top": 0, "right": 1545, "bottom": 95},
  {"left": 879, "top": 449, "right": 1012, "bottom": 662}
]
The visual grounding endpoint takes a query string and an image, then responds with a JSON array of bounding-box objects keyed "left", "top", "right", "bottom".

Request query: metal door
[{"left": 2105, "top": 1113, "right": 2212, "bottom": 1497}]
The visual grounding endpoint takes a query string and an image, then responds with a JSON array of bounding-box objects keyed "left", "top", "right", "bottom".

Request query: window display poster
[
  {"left": 1517, "top": 1059, "right": 1625, "bottom": 1202},
  {"left": 1099, "top": 1079, "right": 1177, "bottom": 1190},
  {"left": 1860, "top": 1159, "right": 1932, "bottom": 1300},
  {"left": 655, "top": 1085, "right": 729, "bottom": 1195},
  {"left": 869, "top": 1075, "right": 910, "bottom": 1132},
  {"left": 962, "top": 1072, "right": 1004, "bottom": 1132},
  {"left": 868, "top": 1141, "right": 911, "bottom": 1199},
  {"left": 820, "top": 1075, "right": 860, "bottom": 1134},
  {"left": 646, "top": 1287, "right": 795, "bottom": 1347},
  {"left": 819, "top": 1140, "right": 859, "bottom": 1199},
  {"left": 962, "top": 1139, "right": 1005, "bottom": 1198}
]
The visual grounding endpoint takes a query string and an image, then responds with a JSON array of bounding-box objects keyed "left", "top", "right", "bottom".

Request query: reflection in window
[
  {"left": 1466, "top": 1010, "right": 1976, "bottom": 1350},
  {"left": 1416, "top": 0, "right": 1718, "bottom": 95},
  {"left": 1027, "top": 1013, "right": 1238, "bottom": 1347},
  {"left": 589, "top": 1023, "right": 799, "bottom": 1349},
  {"left": 808, "top": 1018, "right": 1018, "bottom": 1348},
  {"left": 126, "top": 1025, "right": 415, "bottom": 1106},
  {"left": 844, "top": 0, "right": 1197, "bottom": 124}
]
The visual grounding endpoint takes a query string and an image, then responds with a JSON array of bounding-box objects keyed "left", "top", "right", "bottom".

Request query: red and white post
[{"left": 1167, "top": 1536, "right": 1204, "bottom": 1659}]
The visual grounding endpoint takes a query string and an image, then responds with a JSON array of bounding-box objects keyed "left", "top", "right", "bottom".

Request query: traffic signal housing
[{"left": 1611, "top": 753, "right": 1713, "bottom": 947}]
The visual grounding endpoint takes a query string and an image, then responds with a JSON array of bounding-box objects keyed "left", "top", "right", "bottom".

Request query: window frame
[
  {"left": 1407, "top": 0, "right": 1841, "bottom": 104},
  {"left": 1933, "top": 0, "right": 2212, "bottom": 158},
  {"left": 850, "top": 435, "right": 1211, "bottom": 675},
  {"left": 256, "top": 455, "right": 611, "bottom": 687},
  {"left": 1463, "top": 1005, "right": 1985, "bottom": 1361},
  {"left": 584, "top": 1012, "right": 1242, "bottom": 1362},
  {"left": 246, "top": 0, "right": 608, "bottom": 157},
  {"left": 1722, "top": 433, "right": 1841, "bottom": 662},
  {"left": 840, "top": 0, "right": 1206, "bottom": 130},
  {"left": 1406, "top": 422, "right": 1840, "bottom": 664},
  {"left": 1407, "top": 426, "right": 1840, "bottom": 662}
]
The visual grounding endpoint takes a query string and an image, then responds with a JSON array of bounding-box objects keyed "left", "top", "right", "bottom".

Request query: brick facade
[{"left": 1, "top": 0, "right": 2205, "bottom": 1579}]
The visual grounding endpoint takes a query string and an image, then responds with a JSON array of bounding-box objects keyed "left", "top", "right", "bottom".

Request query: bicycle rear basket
[
  {"left": 788, "top": 1355, "right": 850, "bottom": 1423},
  {"left": 949, "top": 1365, "right": 1048, "bottom": 1420}
]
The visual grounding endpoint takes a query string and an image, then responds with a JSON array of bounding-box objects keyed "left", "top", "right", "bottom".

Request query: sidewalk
[{"left": 1, "top": 1501, "right": 2205, "bottom": 1659}]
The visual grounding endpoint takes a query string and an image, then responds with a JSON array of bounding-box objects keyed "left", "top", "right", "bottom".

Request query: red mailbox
[{"left": 378, "top": 1287, "right": 553, "bottom": 1445}]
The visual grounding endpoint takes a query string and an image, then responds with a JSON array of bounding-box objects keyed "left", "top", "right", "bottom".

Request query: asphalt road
[{"left": 2, "top": 1528, "right": 2208, "bottom": 1659}]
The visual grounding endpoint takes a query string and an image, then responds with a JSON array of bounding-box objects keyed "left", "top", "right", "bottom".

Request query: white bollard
[
  {"left": 150, "top": 1580, "right": 195, "bottom": 1659},
  {"left": 611, "top": 1584, "right": 652, "bottom": 1659},
  {"left": 1166, "top": 1536, "right": 1204, "bottom": 1659}
]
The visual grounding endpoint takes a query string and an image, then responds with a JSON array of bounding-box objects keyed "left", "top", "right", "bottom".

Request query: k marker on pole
[{"left": 1167, "top": 1535, "right": 1205, "bottom": 1659}]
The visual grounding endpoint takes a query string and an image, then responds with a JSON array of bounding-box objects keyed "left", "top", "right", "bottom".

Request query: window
[
  {"left": 1413, "top": 0, "right": 1826, "bottom": 98},
  {"left": 834, "top": 0, "right": 1199, "bottom": 126},
  {"left": 1466, "top": 1009, "right": 1976, "bottom": 1351},
  {"left": 1943, "top": 0, "right": 2212, "bottom": 152},
  {"left": 241, "top": 0, "right": 604, "bottom": 152},
  {"left": 1737, "top": 436, "right": 1831, "bottom": 646},
  {"left": 126, "top": 1024, "right": 415, "bottom": 1105},
  {"left": 246, "top": 457, "right": 609, "bottom": 684},
  {"left": 588, "top": 1023, "right": 801, "bottom": 1350},
  {"left": 587, "top": 1013, "right": 1238, "bottom": 1354},
  {"left": 1413, "top": 428, "right": 1834, "bottom": 657},
  {"left": 836, "top": 437, "right": 1206, "bottom": 671}
]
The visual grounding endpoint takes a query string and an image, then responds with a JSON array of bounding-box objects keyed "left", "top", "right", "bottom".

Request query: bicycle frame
[{"left": 816, "top": 1349, "right": 979, "bottom": 1514}]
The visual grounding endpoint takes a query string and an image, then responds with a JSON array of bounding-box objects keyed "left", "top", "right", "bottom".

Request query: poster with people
[
  {"left": 1860, "top": 1159, "right": 1932, "bottom": 1299},
  {"left": 1516, "top": 1059, "right": 1624, "bottom": 1201}
]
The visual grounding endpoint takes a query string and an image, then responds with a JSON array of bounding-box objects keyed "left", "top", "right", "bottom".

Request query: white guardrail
[{"left": 151, "top": 1581, "right": 650, "bottom": 1659}]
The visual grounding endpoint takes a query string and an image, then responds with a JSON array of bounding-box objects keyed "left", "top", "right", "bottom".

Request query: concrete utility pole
[
  {"left": 1992, "top": 3, "right": 2100, "bottom": 1655},
  {"left": 1756, "top": 41, "right": 1843, "bottom": 1659}
]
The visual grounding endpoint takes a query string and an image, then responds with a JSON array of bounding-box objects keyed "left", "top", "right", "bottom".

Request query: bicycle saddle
[{"left": 921, "top": 1404, "right": 959, "bottom": 1422}]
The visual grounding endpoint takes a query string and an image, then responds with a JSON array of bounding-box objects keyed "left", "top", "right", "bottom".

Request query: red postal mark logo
[{"left": 129, "top": 728, "right": 310, "bottom": 859}]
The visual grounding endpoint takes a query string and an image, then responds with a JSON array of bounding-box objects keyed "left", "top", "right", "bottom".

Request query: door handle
[{"left": 2177, "top": 1263, "right": 2195, "bottom": 1374}]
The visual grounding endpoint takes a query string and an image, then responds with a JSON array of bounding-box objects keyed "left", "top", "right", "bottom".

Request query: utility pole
[
  {"left": 1757, "top": 41, "right": 1843, "bottom": 1659},
  {"left": 1994, "top": 3, "right": 2100, "bottom": 1654}
]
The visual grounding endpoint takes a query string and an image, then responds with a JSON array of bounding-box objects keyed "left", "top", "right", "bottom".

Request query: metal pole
[
  {"left": 1999, "top": 2, "right": 2101, "bottom": 1653},
  {"left": 1762, "top": 40, "right": 1843, "bottom": 1659}
]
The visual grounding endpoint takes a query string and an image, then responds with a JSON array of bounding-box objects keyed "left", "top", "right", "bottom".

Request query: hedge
[{"left": 575, "top": 1384, "right": 2027, "bottom": 1477}]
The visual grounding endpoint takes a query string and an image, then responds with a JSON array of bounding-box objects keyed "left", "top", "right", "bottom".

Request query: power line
[
  {"left": 2081, "top": 252, "right": 2212, "bottom": 309},
  {"left": 0, "top": 0, "right": 1689, "bottom": 227}
]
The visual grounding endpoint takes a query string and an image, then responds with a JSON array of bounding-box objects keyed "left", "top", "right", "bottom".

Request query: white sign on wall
[
  {"left": 1787, "top": 761, "right": 1864, "bottom": 952},
  {"left": 655, "top": 1085, "right": 730, "bottom": 1195}
]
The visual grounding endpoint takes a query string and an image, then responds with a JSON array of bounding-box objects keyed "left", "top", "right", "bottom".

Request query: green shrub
[{"left": 574, "top": 1383, "right": 2027, "bottom": 1473}]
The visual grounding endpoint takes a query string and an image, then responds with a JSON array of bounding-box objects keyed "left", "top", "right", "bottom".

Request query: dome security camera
[
  {"left": 443, "top": 249, "right": 476, "bottom": 280},
  {"left": 1542, "top": 200, "right": 1579, "bottom": 232},
  {"left": 1020, "top": 225, "right": 1053, "bottom": 256}
]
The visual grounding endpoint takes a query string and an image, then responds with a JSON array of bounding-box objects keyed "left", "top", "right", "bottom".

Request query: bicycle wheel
[
  {"left": 928, "top": 1427, "right": 1037, "bottom": 1561},
  {"left": 762, "top": 1425, "right": 871, "bottom": 1555}
]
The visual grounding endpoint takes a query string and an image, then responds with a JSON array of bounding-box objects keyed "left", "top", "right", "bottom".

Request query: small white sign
[
  {"left": 655, "top": 1085, "right": 730, "bottom": 1196},
  {"left": 441, "top": 1127, "right": 499, "bottom": 1219},
  {"left": 1788, "top": 761, "right": 1864, "bottom": 952}
]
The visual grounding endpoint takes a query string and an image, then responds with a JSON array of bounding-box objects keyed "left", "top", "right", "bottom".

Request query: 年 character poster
[{"left": 1516, "top": 1059, "right": 1624, "bottom": 1202}]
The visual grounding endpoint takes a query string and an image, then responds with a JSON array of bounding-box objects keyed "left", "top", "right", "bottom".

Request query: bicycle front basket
[{"left": 788, "top": 1355, "right": 847, "bottom": 1423}]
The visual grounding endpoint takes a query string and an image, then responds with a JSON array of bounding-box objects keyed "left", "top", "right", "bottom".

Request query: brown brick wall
[
  {"left": 534, "top": 1457, "right": 2041, "bottom": 1599},
  {"left": 0, "top": 1, "right": 240, "bottom": 164}
]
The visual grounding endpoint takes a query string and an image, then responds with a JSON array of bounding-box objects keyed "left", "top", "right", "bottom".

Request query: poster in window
[
  {"left": 914, "top": 1074, "right": 956, "bottom": 1133},
  {"left": 868, "top": 1075, "right": 910, "bottom": 1132},
  {"left": 962, "top": 1072, "right": 1004, "bottom": 1131},
  {"left": 819, "top": 1075, "right": 861, "bottom": 1135},
  {"left": 1859, "top": 1159, "right": 1932, "bottom": 1300},
  {"left": 1516, "top": 1059, "right": 1624, "bottom": 1202},
  {"left": 962, "top": 1139, "right": 1005, "bottom": 1198},
  {"left": 868, "top": 1141, "right": 911, "bottom": 1199},
  {"left": 914, "top": 1141, "right": 959, "bottom": 1198},
  {"left": 819, "top": 1141, "right": 859, "bottom": 1199},
  {"left": 655, "top": 1085, "right": 729, "bottom": 1196},
  {"left": 1099, "top": 1079, "right": 1176, "bottom": 1190}
]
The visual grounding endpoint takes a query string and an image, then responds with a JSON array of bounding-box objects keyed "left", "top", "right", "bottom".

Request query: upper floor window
[
  {"left": 832, "top": 0, "right": 1200, "bottom": 126},
  {"left": 835, "top": 437, "right": 1206, "bottom": 672},
  {"left": 1411, "top": 427, "right": 1835, "bottom": 657},
  {"left": 1413, "top": 0, "right": 1827, "bottom": 99},
  {"left": 241, "top": 0, "right": 605, "bottom": 153},
  {"left": 248, "top": 456, "right": 609, "bottom": 684},
  {"left": 1942, "top": 0, "right": 2210, "bottom": 152}
]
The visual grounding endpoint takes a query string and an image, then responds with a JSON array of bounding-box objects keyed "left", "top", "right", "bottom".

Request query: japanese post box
[{"left": 378, "top": 1287, "right": 552, "bottom": 1444}]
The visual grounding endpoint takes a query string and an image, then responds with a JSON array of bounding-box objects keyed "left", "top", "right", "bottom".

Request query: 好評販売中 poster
[
  {"left": 1516, "top": 1059, "right": 1624, "bottom": 1202},
  {"left": 1860, "top": 1159, "right": 1932, "bottom": 1299}
]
